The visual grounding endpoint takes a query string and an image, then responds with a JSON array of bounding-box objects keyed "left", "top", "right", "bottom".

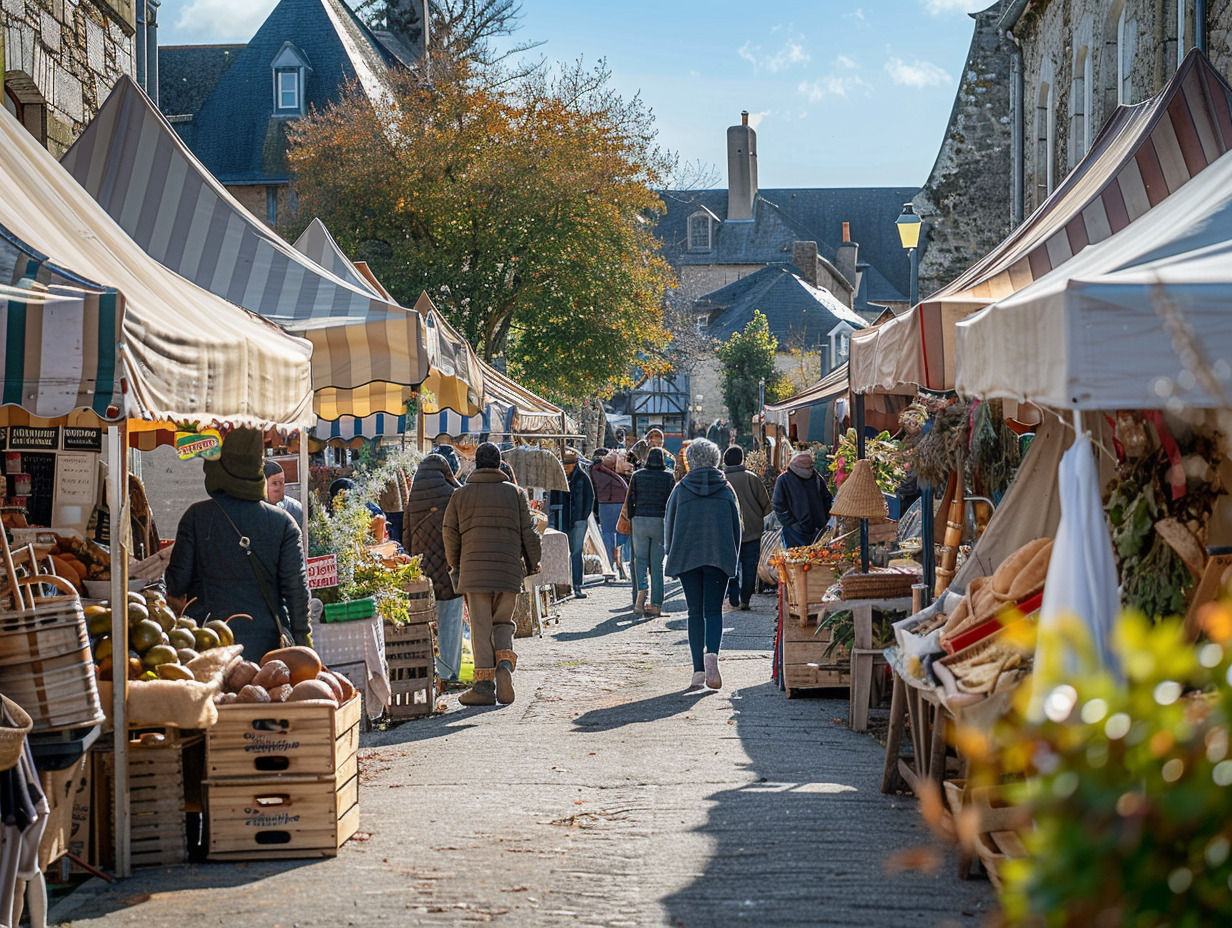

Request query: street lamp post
[
  {"left": 758, "top": 376, "right": 765, "bottom": 445},
  {"left": 896, "top": 203, "right": 922, "bottom": 307}
]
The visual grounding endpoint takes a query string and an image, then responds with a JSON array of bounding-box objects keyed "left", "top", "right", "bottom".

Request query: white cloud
[
  {"left": 738, "top": 26, "right": 811, "bottom": 75},
  {"left": 746, "top": 110, "right": 770, "bottom": 130},
  {"left": 172, "top": 0, "right": 278, "bottom": 43},
  {"left": 797, "top": 57, "right": 870, "bottom": 102},
  {"left": 885, "top": 56, "right": 952, "bottom": 88},
  {"left": 922, "top": 0, "right": 984, "bottom": 14},
  {"left": 842, "top": 8, "right": 867, "bottom": 24}
]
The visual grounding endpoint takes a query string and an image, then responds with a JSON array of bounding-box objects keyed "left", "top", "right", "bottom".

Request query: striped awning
[
  {"left": 0, "top": 101, "right": 313, "bottom": 430},
  {"left": 851, "top": 48, "right": 1232, "bottom": 394},
  {"left": 60, "top": 76, "right": 429, "bottom": 420}
]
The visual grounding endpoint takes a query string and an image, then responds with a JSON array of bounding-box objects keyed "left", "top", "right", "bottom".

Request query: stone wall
[
  {"left": 226, "top": 182, "right": 297, "bottom": 229},
  {"left": 914, "top": 0, "right": 1016, "bottom": 298},
  {"left": 2, "top": 0, "right": 134, "bottom": 155},
  {"left": 677, "top": 264, "right": 763, "bottom": 304}
]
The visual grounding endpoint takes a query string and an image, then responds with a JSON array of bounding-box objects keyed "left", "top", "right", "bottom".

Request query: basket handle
[{"left": 16, "top": 574, "right": 82, "bottom": 600}]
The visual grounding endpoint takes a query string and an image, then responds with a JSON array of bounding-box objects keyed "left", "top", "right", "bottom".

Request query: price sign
[{"left": 306, "top": 554, "right": 338, "bottom": 590}]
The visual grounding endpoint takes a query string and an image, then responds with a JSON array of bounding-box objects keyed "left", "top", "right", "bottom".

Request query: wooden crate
[
  {"left": 384, "top": 620, "right": 434, "bottom": 664},
  {"left": 207, "top": 695, "right": 360, "bottom": 780},
  {"left": 781, "top": 563, "right": 838, "bottom": 620},
  {"left": 782, "top": 612, "right": 850, "bottom": 698},
  {"left": 388, "top": 657, "right": 434, "bottom": 720},
  {"left": 206, "top": 772, "right": 359, "bottom": 860},
  {"left": 783, "top": 661, "right": 851, "bottom": 695}
]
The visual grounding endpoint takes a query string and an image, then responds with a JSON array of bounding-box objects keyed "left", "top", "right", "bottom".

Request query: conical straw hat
[{"left": 830, "top": 459, "right": 888, "bottom": 519}]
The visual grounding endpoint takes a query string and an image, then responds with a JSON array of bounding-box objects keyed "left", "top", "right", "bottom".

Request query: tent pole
[
  {"left": 854, "top": 393, "right": 870, "bottom": 573},
  {"left": 299, "top": 432, "right": 309, "bottom": 566},
  {"left": 921, "top": 486, "right": 936, "bottom": 599},
  {"left": 108, "top": 422, "right": 131, "bottom": 878}
]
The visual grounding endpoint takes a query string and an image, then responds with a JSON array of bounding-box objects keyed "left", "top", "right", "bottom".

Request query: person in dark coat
[
  {"left": 404, "top": 453, "right": 464, "bottom": 682},
  {"left": 443, "top": 443, "right": 541, "bottom": 706},
  {"left": 166, "top": 428, "right": 310, "bottom": 660},
  {"left": 664, "top": 439, "right": 742, "bottom": 690},
  {"left": 562, "top": 447, "right": 595, "bottom": 598},
  {"left": 626, "top": 448, "right": 674, "bottom": 617},
  {"left": 724, "top": 445, "right": 773, "bottom": 610},
  {"left": 772, "top": 450, "right": 833, "bottom": 549},
  {"left": 591, "top": 450, "right": 629, "bottom": 577}
]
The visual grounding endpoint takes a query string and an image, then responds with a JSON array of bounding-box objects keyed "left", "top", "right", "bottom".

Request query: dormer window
[
  {"left": 687, "top": 208, "right": 718, "bottom": 252},
  {"left": 270, "top": 42, "right": 312, "bottom": 117}
]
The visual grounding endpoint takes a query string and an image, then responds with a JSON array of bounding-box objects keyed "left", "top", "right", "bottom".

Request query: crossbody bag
[{"left": 215, "top": 501, "right": 294, "bottom": 648}]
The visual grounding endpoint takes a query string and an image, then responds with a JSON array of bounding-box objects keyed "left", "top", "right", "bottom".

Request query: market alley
[{"left": 53, "top": 580, "right": 994, "bottom": 928}]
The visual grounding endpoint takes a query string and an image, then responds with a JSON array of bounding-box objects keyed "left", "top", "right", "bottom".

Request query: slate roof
[
  {"left": 654, "top": 185, "right": 920, "bottom": 304},
  {"left": 698, "top": 263, "right": 867, "bottom": 344},
  {"left": 170, "top": 0, "right": 401, "bottom": 184},
  {"left": 158, "top": 45, "right": 243, "bottom": 118}
]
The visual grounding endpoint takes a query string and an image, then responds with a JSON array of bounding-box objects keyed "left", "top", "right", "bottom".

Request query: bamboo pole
[
  {"left": 934, "top": 468, "right": 965, "bottom": 597},
  {"left": 108, "top": 422, "right": 131, "bottom": 878}
]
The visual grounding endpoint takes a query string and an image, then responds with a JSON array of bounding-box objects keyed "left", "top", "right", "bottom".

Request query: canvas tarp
[
  {"left": 0, "top": 102, "right": 313, "bottom": 429},
  {"left": 60, "top": 76, "right": 427, "bottom": 421},
  {"left": 850, "top": 49, "right": 1232, "bottom": 394},
  {"left": 956, "top": 145, "right": 1232, "bottom": 410}
]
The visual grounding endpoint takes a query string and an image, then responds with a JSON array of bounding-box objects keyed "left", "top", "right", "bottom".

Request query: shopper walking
[
  {"left": 664, "top": 439, "right": 741, "bottom": 690},
  {"left": 773, "top": 450, "right": 833, "bottom": 549},
  {"left": 443, "top": 442, "right": 541, "bottom": 707},
  {"left": 263, "top": 460, "right": 304, "bottom": 533},
  {"left": 592, "top": 449, "right": 629, "bottom": 579},
  {"left": 644, "top": 427, "right": 675, "bottom": 472},
  {"left": 724, "top": 446, "right": 772, "bottom": 610},
  {"left": 404, "top": 453, "right": 464, "bottom": 684},
  {"left": 562, "top": 447, "right": 595, "bottom": 599},
  {"left": 626, "top": 448, "right": 675, "bottom": 617}
]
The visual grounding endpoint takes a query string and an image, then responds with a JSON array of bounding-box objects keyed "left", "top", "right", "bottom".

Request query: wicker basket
[
  {"left": 839, "top": 569, "right": 918, "bottom": 601},
  {"left": 0, "top": 694, "right": 32, "bottom": 771}
]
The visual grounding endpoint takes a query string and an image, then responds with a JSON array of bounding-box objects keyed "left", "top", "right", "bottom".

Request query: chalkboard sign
[
  {"left": 8, "top": 427, "right": 59, "bottom": 451},
  {"left": 61, "top": 428, "right": 102, "bottom": 452},
  {"left": 19, "top": 453, "right": 56, "bottom": 526}
]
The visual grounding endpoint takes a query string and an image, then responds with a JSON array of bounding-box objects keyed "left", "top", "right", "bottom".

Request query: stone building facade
[
  {"left": 1, "top": 0, "right": 135, "bottom": 155},
  {"left": 916, "top": 0, "right": 1232, "bottom": 297}
]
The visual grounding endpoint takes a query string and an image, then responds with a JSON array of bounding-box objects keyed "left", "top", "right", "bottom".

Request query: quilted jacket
[{"left": 403, "top": 454, "right": 462, "bottom": 601}]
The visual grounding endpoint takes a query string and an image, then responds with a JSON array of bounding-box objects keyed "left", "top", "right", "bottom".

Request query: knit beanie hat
[
  {"left": 204, "top": 428, "right": 267, "bottom": 501},
  {"left": 262, "top": 460, "right": 283, "bottom": 478},
  {"left": 723, "top": 446, "right": 744, "bottom": 466},
  {"left": 646, "top": 448, "right": 665, "bottom": 470},
  {"left": 475, "top": 442, "right": 502, "bottom": 469}
]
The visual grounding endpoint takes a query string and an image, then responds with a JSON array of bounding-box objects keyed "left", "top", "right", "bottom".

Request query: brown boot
[
  {"left": 459, "top": 669, "right": 496, "bottom": 706},
  {"left": 495, "top": 650, "right": 517, "bottom": 705}
]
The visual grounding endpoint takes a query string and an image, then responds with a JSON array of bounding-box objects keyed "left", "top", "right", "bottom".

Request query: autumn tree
[
  {"left": 287, "top": 61, "right": 673, "bottom": 402},
  {"left": 716, "top": 311, "right": 788, "bottom": 438}
]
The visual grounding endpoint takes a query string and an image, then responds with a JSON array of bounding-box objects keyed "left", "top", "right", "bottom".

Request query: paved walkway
[{"left": 54, "top": 579, "right": 995, "bottom": 927}]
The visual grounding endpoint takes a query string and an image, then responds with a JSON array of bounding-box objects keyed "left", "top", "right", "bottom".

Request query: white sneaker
[
  {"left": 689, "top": 671, "right": 706, "bottom": 690},
  {"left": 704, "top": 652, "right": 722, "bottom": 690}
]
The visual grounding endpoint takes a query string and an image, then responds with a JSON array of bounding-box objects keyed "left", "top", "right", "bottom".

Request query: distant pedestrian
[
  {"left": 724, "top": 446, "right": 772, "bottom": 610},
  {"left": 443, "top": 442, "right": 541, "bottom": 706},
  {"left": 626, "top": 447, "right": 675, "bottom": 617},
  {"left": 772, "top": 450, "right": 833, "bottom": 549},
  {"left": 263, "top": 460, "right": 304, "bottom": 534},
  {"left": 664, "top": 439, "right": 741, "bottom": 690},
  {"left": 592, "top": 449, "right": 629, "bottom": 579},
  {"left": 644, "top": 428, "right": 675, "bottom": 472},
  {"left": 562, "top": 447, "right": 595, "bottom": 599},
  {"left": 404, "top": 453, "right": 464, "bottom": 684}
]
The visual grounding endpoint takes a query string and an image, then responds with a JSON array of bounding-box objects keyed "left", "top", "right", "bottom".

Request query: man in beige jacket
[{"left": 443, "top": 442, "right": 541, "bottom": 706}]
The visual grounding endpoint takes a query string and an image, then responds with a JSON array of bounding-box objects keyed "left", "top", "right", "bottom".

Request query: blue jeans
[
  {"left": 568, "top": 519, "right": 589, "bottom": 591},
  {"left": 435, "top": 596, "right": 465, "bottom": 681},
  {"left": 678, "top": 565, "right": 728, "bottom": 672},
  {"left": 727, "top": 538, "right": 762, "bottom": 606},
  {"left": 598, "top": 502, "right": 624, "bottom": 564},
  {"left": 631, "top": 516, "right": 665, "bottom": 606}
]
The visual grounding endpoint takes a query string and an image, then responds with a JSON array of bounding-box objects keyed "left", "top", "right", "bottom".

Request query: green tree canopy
[
  {"left": 716, "top": 310, "right": 786, "bottom": 436},
  {"left": 286, "top": 61, "right": 674, "bottom": 403}
]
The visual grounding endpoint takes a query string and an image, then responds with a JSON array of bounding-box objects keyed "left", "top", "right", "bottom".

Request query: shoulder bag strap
[{"left": 215, "top": 501, "right": 293, "bottom": 647}]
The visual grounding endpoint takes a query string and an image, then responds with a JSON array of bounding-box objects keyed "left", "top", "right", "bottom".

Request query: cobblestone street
[{"left": 54, "top": 579, "right": 995, "bottom": 928}]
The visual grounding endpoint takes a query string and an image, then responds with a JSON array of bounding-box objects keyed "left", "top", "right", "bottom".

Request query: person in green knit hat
[{"left": 166, "top": 427, "right": 311, "bottom": 660}]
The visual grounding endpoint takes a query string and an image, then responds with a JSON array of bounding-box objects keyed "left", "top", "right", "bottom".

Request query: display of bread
[{"left": 940, "top": 537, "right": 1053, "bottom": 645}]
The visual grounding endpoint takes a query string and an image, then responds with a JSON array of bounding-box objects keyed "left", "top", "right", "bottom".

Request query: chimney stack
[
  {"left": 792, "top": 242, "right": 819, "bottom": 288},
  {"left": 727, "top": 111, "right": 758, "bottom": 222},
  {"left": 835, "top": 221, "right": 859, "bottom": 293}
]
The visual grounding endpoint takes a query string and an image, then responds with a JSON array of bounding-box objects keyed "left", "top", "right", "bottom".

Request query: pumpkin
[
  {"left": 260, "top": 646, "right": 322, "bottom": 685},
  {"left": 286, "top": 679, "right": 337, "bottom": 705}
]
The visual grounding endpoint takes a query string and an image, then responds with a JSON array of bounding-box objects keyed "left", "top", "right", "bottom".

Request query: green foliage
[
  {"left": 965, "top": 612, "right": 1232, "bottom": 928},
  {"left": 715, "top": 310, "right": 783, "bottom": 437},
  {"left": 827, "top": 428, "right": 904, "bottom": 493},
  {"left": 342, "top": 557, "right": 425, "bottom": 626}
]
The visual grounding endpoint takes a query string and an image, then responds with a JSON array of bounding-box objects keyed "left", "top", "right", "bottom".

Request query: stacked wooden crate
[
  {"left": 385, "top": 581, "right": 436, "bottom": 720},
  {"left": 204, "top": 695, "right": 361, "bottom": 859},
  {"left": 780, "top": 564, "right": 849, "bottom": 698}
]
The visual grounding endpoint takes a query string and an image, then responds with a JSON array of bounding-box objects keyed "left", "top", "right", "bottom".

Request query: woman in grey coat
[{"left": 663, "top": 439, "right": 742, "bottom": 690}]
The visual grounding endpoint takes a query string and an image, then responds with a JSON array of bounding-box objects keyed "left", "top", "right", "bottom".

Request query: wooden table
[
  {"left": 881, "top": 670, "right": 955, "bottom": 796},
  {"left": 816, "top": 597, "right": 913, "bottom": 732}
]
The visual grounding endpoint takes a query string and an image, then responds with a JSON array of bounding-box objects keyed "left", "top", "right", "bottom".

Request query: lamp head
[{"left": 896, "top": 203, "right": 922, "bottom": 250}]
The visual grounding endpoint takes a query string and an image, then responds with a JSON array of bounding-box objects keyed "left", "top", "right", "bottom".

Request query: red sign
[{"left": 306, "top": 555, "right": 338, "bottom": 590}]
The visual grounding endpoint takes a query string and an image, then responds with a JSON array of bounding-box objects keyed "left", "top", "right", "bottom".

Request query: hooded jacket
[
  {"left": 403, "top": 454, "right": 461, "bottom": 601},
  {"left": 564, "top": 464, "right": 595, "bottom": 526},
  {"left": 626, "top": 462, "right": 674, "bottom": 520},
  {"left": 663, "top": 467, "right": 742, "bottom": 578},
  {"left": 591, "top": 461, "right": 628, "bottom": 505},
  {"left": 443, "top": 469, "right": 542, "bottom": 593},
  {"left": 725, "top": 464, "right": 773, "bottom": 544},
  {"left": 773, "top": 467, "right": 833, "bottom": 549}
]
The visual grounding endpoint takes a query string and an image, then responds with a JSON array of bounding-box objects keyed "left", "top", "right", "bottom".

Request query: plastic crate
[
  {"left": 321, "top": 597, "right": 377, "bottom": 623},
  {"left": 310, "top": 613, "right": 385, "bottom": 668}
]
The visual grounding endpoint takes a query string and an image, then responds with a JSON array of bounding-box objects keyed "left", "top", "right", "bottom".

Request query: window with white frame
[
  {"left": 1035, "top": 77, "right": 1055, "bottom": 205},
  {"left": 276, "top": 69, "right": 300, "bottom": 112},
  {"left": 695, "top": 314, "right": 709, "bottom": 335},
  {"left": 687, "top": 212, "right": 712, "bottom": 251}
]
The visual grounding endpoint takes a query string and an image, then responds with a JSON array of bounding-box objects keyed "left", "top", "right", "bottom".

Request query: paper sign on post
[{"left": 306, "top": 554, "right": 339, "bottom": 590}]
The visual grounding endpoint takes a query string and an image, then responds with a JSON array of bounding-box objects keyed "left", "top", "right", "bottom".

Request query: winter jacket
[
  {"left": 591, "top": 462, "right": 628, "bottom": 505},
  {"left": 403, "top": 454, "right": 461, "bottom": 602},
  {"left": 443, "top": 469, "right": 542, "bottom": 594},
  {"left": 502, "top": 446, "right": 569, "bottom": 491},
  {"left": 165, "top": 492, "right": 309, "bottom": 659},
  {"left": 773, "top": 468, "right": 833, "bottom": 549},
  {"left": 663, "top": 467, "right": 742, "bottom": 578},
  {"left": 726, "top": 464, "right": 773, "bottom": 544},
  {"left": 626, "top": 466, "right": 674, "bottom": 520},
  {"left": 564, "top": 464, "right": 595, "bottom": 526}
]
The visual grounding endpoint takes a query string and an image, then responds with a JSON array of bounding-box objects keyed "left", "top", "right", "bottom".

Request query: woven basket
[
  {"left": 840, "top": 569, "right": 917, "bottom": 601},
  {"left": 0, "top": 694, "right": 32, "bottom": 771},
  {"left": 831, "top": 460, "right": 888, "bottom": 520}
]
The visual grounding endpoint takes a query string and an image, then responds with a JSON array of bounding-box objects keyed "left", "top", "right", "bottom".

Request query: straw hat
[
  {"left": 830, "top": 459, "right": 888, "bottom": 520},
  {"left": 0, "top": 695, "right": 32, "bottom": 771}
]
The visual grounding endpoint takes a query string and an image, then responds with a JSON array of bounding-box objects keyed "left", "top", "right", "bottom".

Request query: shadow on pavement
[
  {"left": 555, "top": 607, "right": 655, "bottom": 641},
  {"left": 660, "top": 678, "right": 996, "bottom": 928},
  {"left": 571, "top": 688, "right": 712, "bottom": 732},
  {"left": 361, "top": 711, "right": 479, "bottom": 748}
]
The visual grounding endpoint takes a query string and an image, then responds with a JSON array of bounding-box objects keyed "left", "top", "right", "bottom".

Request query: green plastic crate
[{"left": 321, "top": 597, "right": 377, "bottom": 623}]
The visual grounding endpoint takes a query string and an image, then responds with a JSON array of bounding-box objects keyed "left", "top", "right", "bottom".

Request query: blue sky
[{"left": 161, "top": 0, "right": 991, "bottom": 188}]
